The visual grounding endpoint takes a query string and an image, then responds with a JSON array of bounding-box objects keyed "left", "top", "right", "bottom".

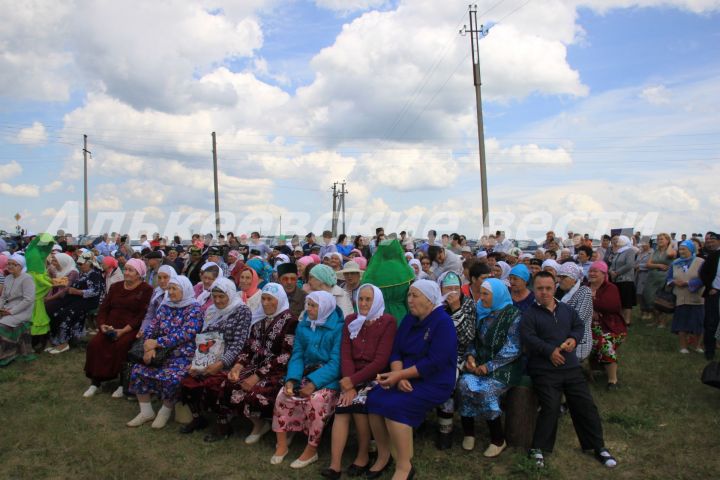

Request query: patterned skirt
[
  {"left": 0, "top": 322, "right": 35, "bottom": 367},
  {"left": 180, "top": 372, "right": 227, "bottom": 412},
  {"left": 457, "top": 373, "right": 508, "bottom": 420},
  {"left": 272, "top": 383, "right": 338, "bottom": 447},
  {"left": 591, "top": 323, "right": 626, "bottom": 364},
  {"left": 129, "top": 356, "right": 192, "bottom": 401}
]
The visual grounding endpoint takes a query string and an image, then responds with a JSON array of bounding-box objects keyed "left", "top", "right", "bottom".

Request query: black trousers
[
  {"left": 704, "top": 292, "right": 720, "bottom": 359},
  {"left": 530, "top": 367, "right": 605, "bottom": 453}
]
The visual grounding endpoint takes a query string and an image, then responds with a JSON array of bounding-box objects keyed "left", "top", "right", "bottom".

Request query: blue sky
[{"left": 1, "top": 0, "right": 719, "bottom": 240}]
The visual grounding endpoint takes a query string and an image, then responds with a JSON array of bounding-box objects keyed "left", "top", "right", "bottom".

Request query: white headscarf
[
  {"left": 348, "top": 284, "right": 385, "bottom": 340},
  {"left": 204, "top": 277, "right": 244, "bottom": 330},
  {"left": 201, "top": 261, "right": 224, "bottom": 277},
  {"left": 542, "top": 259, "right": 561, "bottom": 275},
  {"left": 410, "top": 279, "right": 444, "bottom": 308},
  {"left": 615, "top": 235, "right": 633, "bottom": 254},
  {"left": 408, "top": 259, "right": 422, "bottom": 278},
  {"left": 55, "top": 252, "right": 78, "bottom": 277},
  {"left": 250, "top": 282, "right": 290, "bottom": 328},
  {"left": 164, "top": 275, "right": 198, "bottom": 309},
  {"left": 274, "top": 254, "right": 290, "bottom": 268},
  {"left": 150, "top": 265, "right": 178, "bottom": 305},
  {"left": 9, "top": 253, "right": 27, "bottom": 273},
  {"left": 304, "top": 290, "right": 337, "bottom": 331},
  {"left": 497, "top": 261, "right": 511, "bottom": 281},
  {"left": 196, "top": 261, "right": 223, "bottom": 304}
]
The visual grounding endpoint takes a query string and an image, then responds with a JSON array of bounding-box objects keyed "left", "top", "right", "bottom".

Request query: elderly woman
[
  {"left": 643, "top": 233, "right": 676, "bottom": 328},
  {"left": 180, "top": 277, "right": 252, "bottom": 440},
  {"left": 588, "top": 261, "right": 627, "bottom": 390},
  {"left": 557, "top": 263, "right": 594, "bottom": 362},
  {"left": 322, "top": 285, "right": 397, "bottom": 479},
  {"left": 193, "top": 263, "right": 221, "bottom": 313},
  {"left": 0, "top": 254, "right": 36, "bottom": 366},
  {"left": 669, "top": 240, "right": 705, "bottom": 354},
  {"left": 84, "top": 259, "right": 153, "bottom": 397},
  {"left": 366, "top": 280, "right": 457, "bottom": 480},
  {"left": 492, "top": 261, "right": 511, "bottom": 287},
  {"left": 127, "top": 275, "right": 202, "bottom": 428},
  {"left": 271, "top": 291, "right": 344, "bottom": 469},
  {"left": 508, "top": 264, "right": 534, "bottom": 312},
  {"left": 47, "top": 252, "right": 104, "bottom": 354},
  {"left": 609, "top": 235, "right": 637, "bottom": 326},
  {"left": 458, "top": 278, "right": 522, "bottom": 457},
  {"left": 323, "top": 252, "right": 343, "bottom": 272},
  {"left": 236, "top": 265, "right": 262, "bottom": 312},
  {"left": 101, "top": 255, "right": 124, "bottom": 300},
  {"left": 307, "top": 264, "right": 354, "bottom": 317},
  {"left": 541, "top": 259, "right": 561, "bottom": 280},
  {"left": 435, "top": 272, "right": 476, "bottom": 450},
  {"left": 222, "top": 283, "right": 297, "bottom": 444},
  {"left": 44, "top": 252, "right": 79, "bottom": 325}
]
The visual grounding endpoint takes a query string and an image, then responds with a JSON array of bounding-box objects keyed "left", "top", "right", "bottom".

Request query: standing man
[
  {"left": 427, "top": 245, "right": 463, "bottom": 281},
  {"left": 248, "top": 231, "right": 269, "bottom": 258},
  {"left": 319, "top": 230, "right": 337, "bottom": 258},
  {"left": 420, "top": 229, "right": 437, "bottom": 254},
  {"left": 302, "top": 232, "right": 317, "bottom": 256},
  {"left": 336, "top": 261, "right": 362, "bottom": 312},
  {"left": 277, "top": 263, "right": 306, "bottom": 317},
  {"left": 699, "top": 232, "right": 720, "bottom": 360},
  {"left": 520, "top": 271, "right": 617, "bottom": 469}
]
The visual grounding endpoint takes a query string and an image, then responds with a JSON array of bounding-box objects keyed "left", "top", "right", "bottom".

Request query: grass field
[{"left": 1, "top": 320, "right": 719, "bottom": 480}]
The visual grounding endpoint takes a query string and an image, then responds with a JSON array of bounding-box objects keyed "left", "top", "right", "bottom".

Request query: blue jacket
[
  {"left": 286, "top": 306, "right": 344, "bottom": 390},
  {"left": 520, "top": 300, "right": 584, "bottom": 374}
]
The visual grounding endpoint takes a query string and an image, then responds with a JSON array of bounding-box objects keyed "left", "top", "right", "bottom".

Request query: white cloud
[
  {"left": 42, "top": 207, "right": 58, "bottom": 216},
  {"left": 16, "top": 122, "right": 48, "bottom": 145},
  {"left": 43, "top": 180, "right": 63, "bottom": 192},
  {"left": 90, "top": 193, "right": 122, "bottom": 210},
  {"left": 0, "top": 182, "right": 40, "bottom": 197},
  {"left": 315, "top": 0, "right": 388, "bottom": 13},
  {"left": 639, "top": 84, "right": 672, "bottom": 105},
  {"left": 486, "top": 139, "right": 573, "bottom": 166},
  {"left": 1, "top": 161, "right": 22, "bottom": 179},
  {"left": 142, "top": 206, "right": 166, "bottom": 220}
]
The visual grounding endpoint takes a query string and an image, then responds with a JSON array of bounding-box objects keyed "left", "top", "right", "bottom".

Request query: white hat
[{"left": 336, "top": 260, "right": 362, "bottom": 279}]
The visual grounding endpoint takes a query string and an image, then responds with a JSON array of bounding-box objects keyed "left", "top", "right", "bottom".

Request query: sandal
[{"left": 595, "top": 449, "right": 617, "bottom": 468}]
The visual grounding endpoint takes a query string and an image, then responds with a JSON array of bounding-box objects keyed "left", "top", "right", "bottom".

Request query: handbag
[
  {"left": 127, "top": 338, "right": 171, "bottom": 368},
  {"left": 701, "top": 361, "right": 720, "bottom": 389},
  {"left": 652, "top": 284, "right": 676, "bottom": 314}
]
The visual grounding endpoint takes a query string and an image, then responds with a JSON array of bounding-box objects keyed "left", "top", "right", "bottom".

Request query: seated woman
[
  {"left": 457, "top": 278, "right": 522, "bottom": 457},
  {"left": 557, "top": 263, "right": 593, "bottom": 362},
  {"left": 222, "top": 283, "right": 297, "bottom": 444},
  {"left": 127, "top": 275, "right": 203, "bottom": 428},
  {"left": 322, "top": 284, "right": 397, "bottom": 479},
  {"left": 508, "top": 264, "right": 535, "bottom": 312},
  {"left": 271, "top": 291, "right": 344, "bottom": 469},
  {"left": 84, "top": 259, "right": 153, "bottom": 397},
  {"left": 435, "top": 272, "right": 476, "bottom": 450},
  {"left": 366, "top": 280, "right": 457, "bottom": 480},
  {"left": 47, "top": 252, "right": 104, "bottom": 354},
  {"left": 179, "top": 277, "right": 252, "bottom": 440},
  {"left": 0, "top": 254, "right": 36, "bottom": 366},
  {"left": 193, "top": 263, "right": 221, "bottom": 313},
  {"left": 101, "top": 255, "right": 124, "bottom": 303},
  {"left": 236, "top": 265, "right": 262, "bottom": 312},
  {"left": 307, "top": 264, "right": 354, "bottom": 317},
  {"left": 588, "top": 261, "right": 627, "bottom": 390},
  {"left": 44, "top": 252, "right": 79, "bottom": 345}
]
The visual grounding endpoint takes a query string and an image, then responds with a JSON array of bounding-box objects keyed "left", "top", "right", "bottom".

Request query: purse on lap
[{"left": 127, "top": 338, "right": 171, "bottom": 368}]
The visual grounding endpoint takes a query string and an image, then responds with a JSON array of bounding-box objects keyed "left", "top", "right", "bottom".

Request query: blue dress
[{"left": 367, "top": 306, "right": 457, "bottom": 427}]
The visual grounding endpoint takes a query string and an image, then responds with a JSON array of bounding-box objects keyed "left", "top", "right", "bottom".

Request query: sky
[{"left": 1, "top": 0, "right": 719, "bottom": 241}]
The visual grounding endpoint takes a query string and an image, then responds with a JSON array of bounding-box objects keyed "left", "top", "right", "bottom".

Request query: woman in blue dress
[
  {"left": 457, "top": 278, "right": 522, "bottom": 457},
  {"left": 366, "top": 279, "right": 457, "bottom": 480},
  {"left": 127, "top": 275, "right": 203, "bottom": 429}
]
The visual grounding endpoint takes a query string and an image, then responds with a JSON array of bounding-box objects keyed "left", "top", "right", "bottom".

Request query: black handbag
[
  {"left": 127, "top": 338, "right": 171, "bottom": 368},
  {"left": 701, "top": 361, "right": 720, "bottom": 389},
  {"left": 653, "top": 284, "right": 676, "bottom": 314}
]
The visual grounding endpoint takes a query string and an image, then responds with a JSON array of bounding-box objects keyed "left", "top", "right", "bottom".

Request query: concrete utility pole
[
  {"left": 211, "top": 132, "right": 221, "bottom": 239},
  {"left": 82, "top": 134, "right": 91, "bottom": 236},
  {"left": 331, "top": 182, "right": 338, "bottom": 237},
  {"left": 461, "top": 5, "right": 490, "bottom": 236},
  {"left": 339, "top": 181, "right": 347, "bottom": 236}
]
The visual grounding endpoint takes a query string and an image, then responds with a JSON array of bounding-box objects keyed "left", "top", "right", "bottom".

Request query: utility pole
[
  {"left": 82, "top": 134, "right": 91, "bottom": 236},
  {"left": 211, "top": 132, "right": 221, "bottom": 239},
  {"left": 338, "top": 181, "right": 347, "bottom": 235},
  {"left": 331, "top": 182, "right": 338, "bottom": 237},
  {"left": 461, "top": 5, "right": 490, "bottom": 236}
]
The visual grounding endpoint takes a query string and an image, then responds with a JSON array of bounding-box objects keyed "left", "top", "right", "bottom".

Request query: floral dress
[
  {"left": 49, "top": 269, "right": 104, "bottom": 345},
  {"left": 438, "top": 295, "right": 476, "bottom": 415},
  {"left": 223, "top": 310, "right": 298, "bottom": 420},
  {"left": 129, "top": 303, "right": 202, "bottom": 400}
]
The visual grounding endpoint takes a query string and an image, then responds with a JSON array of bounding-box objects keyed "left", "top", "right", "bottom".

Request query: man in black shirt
[{"left": 520, "top": 271, "right": 617, "bottom": 469}]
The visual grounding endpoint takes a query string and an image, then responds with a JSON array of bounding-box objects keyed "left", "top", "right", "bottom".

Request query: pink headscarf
[
  {"left": 589, "top": 260, "right": 608, "bottom": 280},
  {"left": 354, "top": 257, "right": 368, "bottom": 270},
  {"left": 297, "top": 256, "right": 315, "bottom": 267},
  {"left": 0, "top": 254, "right": 7, "bottom": 273},
  {"left": 125, "top": 258, "right": 147, "bottom": 278},
  {"left": 350, "top": 248, "right": 363, "bottom": 257},
  {"left": 310, "top": 254, "right": 321, "bottom": 264},
  {"left": 102, "top": 255, "right": 118, "bottom": 270}
]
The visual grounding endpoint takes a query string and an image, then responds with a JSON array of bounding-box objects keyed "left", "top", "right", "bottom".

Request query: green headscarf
[{"left": 361, "top": 239, "right": 415, "bottom": 324}]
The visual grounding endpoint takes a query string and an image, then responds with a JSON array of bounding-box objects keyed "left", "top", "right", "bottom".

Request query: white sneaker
[
  {"left": 270, "top": 450, "right": 288, "bottom": 465},
  {"left": 49, "top": 344, "right": 70, "bottom": 355},
  {"left": 462, "top": 436, "right": 476, "bottom": 451},
  {"left": 83, "top": 385, "right": 99, "bottom": 398},
  {"left": 245, "top": 421, "right": 271, "bottom": 444},
  {"left": 679, "top": 348, "right": 690, "bottom": 354},
  {"left": 290, "top": 454, "right": 318, "bottom": 469},
  {"left": 483, "top": 441, "right": 507, "bottom": 458},
  {"left": 695, "top": 347, "right": 705, "bottom": 354},
  {"left": 111, "top": 386, "right": 125, "bottom": 398},
  {"left": 151, "top": 408, "right": 173, "bottom": 429},
  {"left": 127, "top": 412, "right": 155, "bottom": 428}
]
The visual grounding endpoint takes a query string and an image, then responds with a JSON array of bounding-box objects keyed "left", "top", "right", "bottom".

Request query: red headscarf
[{"left": 235, "top": 265, "right": 259, "bottom": 302}]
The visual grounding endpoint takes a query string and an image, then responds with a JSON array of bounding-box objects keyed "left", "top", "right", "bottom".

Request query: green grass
[{"left": 1, "top": 318, "right": 720, "bottom": 479}]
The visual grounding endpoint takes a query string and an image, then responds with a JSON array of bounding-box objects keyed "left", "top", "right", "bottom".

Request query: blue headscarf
[
  {"left": 247, "top": 257, "right": 272, "bottom": 289},
  {"left": 509, "top": 264, "right": 530, "bottom": 284},
  {"left": 475, "top": 278, "right": 512, "bottom": 320},
  {"left": 668, "top": 239, "right": 697, "bottom": 284}
]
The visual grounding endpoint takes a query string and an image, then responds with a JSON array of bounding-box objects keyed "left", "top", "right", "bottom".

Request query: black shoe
[
  {"left": 321, "top": 468, "right": 342, "bottom": 479},
  {"left": 203, "top": 424, "right": 233, "bottom": 443},
  {"left": 179, "top": 416, "right": 208, "bottom": 434},
  {"left": 606, "top": 382, "right": 619, "bottom": 391},
  {"left": 346, "top": 463, "right": 369, "bottom": 477},
  {"left": 365, "top": 458, "right": 393, "bottom": 479},
  {"left": 435, "top": 431, "right": 453, "bottom": 450}
]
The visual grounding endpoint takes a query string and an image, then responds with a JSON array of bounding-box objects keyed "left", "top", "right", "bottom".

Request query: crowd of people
[{"left": 2, "top": 227, "right": 719, "bottom": 479}]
